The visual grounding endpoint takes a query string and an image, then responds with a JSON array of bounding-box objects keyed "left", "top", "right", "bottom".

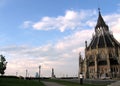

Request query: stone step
[{"left": 107, "top": 81, "right": 120, "bottom": 86}]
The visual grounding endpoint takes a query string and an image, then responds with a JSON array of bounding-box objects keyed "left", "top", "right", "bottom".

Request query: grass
[
  {"left": 0, "top": 78, "right": 45, "bottom": 86},
  {"left": 42, "top": 79, "right": 107, "bottom": 86},
  {"left": 0, "top": 77, "right": 107, "bottom": 86}
]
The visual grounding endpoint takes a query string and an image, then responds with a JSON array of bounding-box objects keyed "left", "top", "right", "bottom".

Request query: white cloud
[
  {"left": 64, "top": 10, "right": 77, "bottom": 20},
  {"left": 22, "top": 10, "right": 97, "bottom": 32},
  {"left": 55, "top": 29, "right": 93, "bottom": 52},
  {"left": 2, "top": 9, "right": 120, "bottom": 77},
  {"left": 104, "top": 13, "right": 120, "bottom": 42},
  {"left": 1, "top": 28, "right": 93, "bottom": 77},
  {"left": 22, "top": 21, "right": 33, "bottom": 28}
]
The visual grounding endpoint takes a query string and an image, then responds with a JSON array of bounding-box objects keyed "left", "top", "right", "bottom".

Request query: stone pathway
[
  {"left": 107, "top": 81, "right": 120, "bottom": 86},
  {"left": 42, "top": 81, "right": 65, "bottom": 86}
]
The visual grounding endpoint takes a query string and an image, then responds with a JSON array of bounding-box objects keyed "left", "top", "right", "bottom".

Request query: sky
[{"left": 0, "top": 0, "right": 120, "bottom": 77}]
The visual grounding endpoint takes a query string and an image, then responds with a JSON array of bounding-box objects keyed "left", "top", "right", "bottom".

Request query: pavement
[
  {"left": 62, "top": 78, "right": 116, "bottom": 85},
  {"left": 41, "top": 79, "right": 119, "bottom": 86},
  {"left": 42, "top": 81, "right": 65, "bottom": 86},
  {"left": 107, "top": 80, "right": 120, "bottom": 86}
]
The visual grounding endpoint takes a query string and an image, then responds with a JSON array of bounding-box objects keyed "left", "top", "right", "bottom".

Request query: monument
[{"left": 51, "top": 68, "right": 56, "bottom": 78}]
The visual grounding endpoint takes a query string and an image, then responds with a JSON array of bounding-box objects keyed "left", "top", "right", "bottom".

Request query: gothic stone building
[{"left": 79, "top": 11, "right": 120, "bottom": 79}]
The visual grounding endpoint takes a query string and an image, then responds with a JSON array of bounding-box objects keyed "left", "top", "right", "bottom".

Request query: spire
[
  {"left": 95, "top": 8, "right": 109, "bottom": 34},
  {"left": 96, "top": 9, "right": 106, "bottom": 28},
  {"left": 87, "top": 8, "right": 120, "bottom": 50}
]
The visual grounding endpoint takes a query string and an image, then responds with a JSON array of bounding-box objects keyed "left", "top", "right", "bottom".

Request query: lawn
[
  {"left": 0, "top": 77, "right": 45, "bottom": 86},
  {"left": 0, "top": 77, "right": 107, "bottom": 86},
  {"left": 43, "top": 79, "right": 107, "bottom": 86}
]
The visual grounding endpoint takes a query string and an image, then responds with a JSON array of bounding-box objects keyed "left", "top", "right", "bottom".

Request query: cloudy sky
[{"left": 0, "top": 0, "right": 120, "bottom": 77}]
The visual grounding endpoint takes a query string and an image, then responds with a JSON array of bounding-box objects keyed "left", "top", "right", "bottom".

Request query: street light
[
  {"left": 26, "top": 69, "right": 28, "bottom": 78},
  {"left": 39, "top": 65, "right": 41, "bottom": 82},
  {"left": 16, "top": 72, "right": 18, "bottom": 76}
]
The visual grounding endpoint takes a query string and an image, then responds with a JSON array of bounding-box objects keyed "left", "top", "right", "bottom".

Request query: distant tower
[
  {"left": 51, "top": 68, "right": 56, "bottom": 78},
  {"left": 35, "top": 72, "right": 39, "bottom": 78}
]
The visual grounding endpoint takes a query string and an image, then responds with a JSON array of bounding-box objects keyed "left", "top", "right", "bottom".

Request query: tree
[{"left": 0, "top": 55, "right": 7, "bottom": 76}]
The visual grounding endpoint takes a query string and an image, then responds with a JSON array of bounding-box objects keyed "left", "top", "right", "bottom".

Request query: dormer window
[{"left": 96, "top": 27, "right": 104, "bottom": 36}]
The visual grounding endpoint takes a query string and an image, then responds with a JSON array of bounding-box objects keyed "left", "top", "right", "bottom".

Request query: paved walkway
[
  {"left": 107, "top": 81, "right": 120, "bottom": 86},
  {"left": 42, "top": 81, "right": 65, "bottom": 86}
]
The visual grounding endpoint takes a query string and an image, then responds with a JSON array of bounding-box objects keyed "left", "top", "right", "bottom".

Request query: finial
[
  {"left": 98, "top": 7, "right": 102, "bottom": 16},
  {"left": 97, "top": 0, "right": 101, "bottom": 13},
  {"left": 98, "top": 8, "right": 100, "bottom": 12}
]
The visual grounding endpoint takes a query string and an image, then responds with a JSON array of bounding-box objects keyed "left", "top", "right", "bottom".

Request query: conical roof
[
  {"left": 96, "top": 11, "right": 106, "bottom": 27},
  {"left": 95, "top": 10, "right": 109, "bottom": 32},
  {"left": 87, "top": 10, "right": 120, "bottom": 50}
]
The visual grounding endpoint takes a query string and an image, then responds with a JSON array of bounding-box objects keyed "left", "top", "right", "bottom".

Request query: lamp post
[
  {"left": 39, "top": 65, "right": 41, "bottom": 82},
  {"left": 26, "top": 69, "right": 28, "bottom": 79},
  {"left": 16, "top": 72, "right": 18, "bottom": 76}
]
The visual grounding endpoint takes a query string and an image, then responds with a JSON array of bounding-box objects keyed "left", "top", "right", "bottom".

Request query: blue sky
[
  {"left": 0, "top": 0, "right": 120, "bottom": 77},
  {"left": 0, "top": 0, "right": 120, "bottom": 46}
]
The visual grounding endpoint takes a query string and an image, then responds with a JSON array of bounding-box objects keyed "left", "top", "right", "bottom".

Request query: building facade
[{"left": 79, "top": 10, "right": 120, "bottom": 79}]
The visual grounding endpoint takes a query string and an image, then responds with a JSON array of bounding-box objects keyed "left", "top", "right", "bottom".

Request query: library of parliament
[{"left": 79, "top": 10, "right": 120, "bottom": 79}]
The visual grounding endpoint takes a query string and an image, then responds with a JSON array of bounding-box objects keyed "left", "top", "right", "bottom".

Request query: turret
[{"left": 85, "top": 41, "right": 87, "bottom": 49}]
